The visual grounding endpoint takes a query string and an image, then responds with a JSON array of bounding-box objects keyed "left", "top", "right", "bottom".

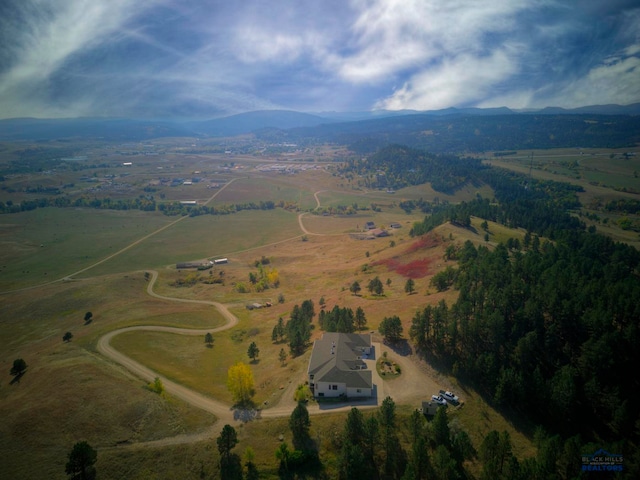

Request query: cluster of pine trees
[
  {"left": 282, "top": 300, "right": 315, "bottom": 355},
  {"left": 318, "top": 305, "right": 367, "bottom": 332},
  {"left": 0, "top": 195, "right": 294, "bottom": 217},
  {"left": 411, "top": 236, "right": 640, "bottom": 441},
  {"left": 338, "top": 144, "right": 485, "bottom": 193},
  {"left": 216, "top": 398, "right": 591, "bottom": 479}
]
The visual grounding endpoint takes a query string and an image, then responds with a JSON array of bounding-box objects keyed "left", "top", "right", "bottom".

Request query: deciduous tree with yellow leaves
[{"left": 227, "top": 362, "right": 255, "bottom": 406}]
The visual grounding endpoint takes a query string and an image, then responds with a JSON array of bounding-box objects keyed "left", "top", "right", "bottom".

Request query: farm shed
[
  {"left": 369, "top": 228, "right": 390, "bottom": 238},
  {"left": 176, "top": 262, "right": 204, "bottom": 269},
  {"left": 420, "top": 401, "right": 445, "bottom": 417}
]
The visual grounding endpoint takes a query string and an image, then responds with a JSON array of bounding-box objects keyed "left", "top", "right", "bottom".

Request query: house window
[
  {"left": 331, "top": 385, "right": 338, "bottom": 390},
  {"left": 357, "top": 389, "right": 361, "bottom": 393}
]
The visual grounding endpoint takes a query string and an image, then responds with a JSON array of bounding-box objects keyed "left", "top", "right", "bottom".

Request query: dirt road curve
[
  {"left": 94, "top": 187, "right": 446, "bottom": 448},
  {"left": 98, "top": 271, "right": 382, "bottom": 416},
  {"left": 97, "top": 271, "right": 239, "bottom": 425}
]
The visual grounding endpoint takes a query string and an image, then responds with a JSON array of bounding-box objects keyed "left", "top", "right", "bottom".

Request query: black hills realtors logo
[{"left": 582, "top": 448, "right": 623, "bottom": 472}]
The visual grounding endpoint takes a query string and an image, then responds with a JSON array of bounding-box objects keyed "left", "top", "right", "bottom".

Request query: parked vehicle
[
  {"left": 431, "top": 394, "right": 447, "bottom": 406},
  {"left": 439, "top": 390, "right": 460, "bottom": 405},
  {"left": 441, "top": 391, "right": 459, "bottom": 404}
]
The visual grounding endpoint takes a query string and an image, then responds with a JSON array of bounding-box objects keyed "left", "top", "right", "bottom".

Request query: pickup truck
[
  {"left": 440, "top": 390, "right": 460, "bottom": 405},
  {"left": 431, "top": 394, "right": 447, "bottom": 406}
]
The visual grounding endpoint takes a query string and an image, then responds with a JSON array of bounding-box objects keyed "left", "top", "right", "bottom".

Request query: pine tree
[
  {"left": 404, "top": 278, "right": 415, "bottom": 294},
  {"left": 247, "top": 342, "right": 260, "bottom": 361}
]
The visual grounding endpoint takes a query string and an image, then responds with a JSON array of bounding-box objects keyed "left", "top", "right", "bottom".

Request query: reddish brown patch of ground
[
  {"left": 404, "top": 233, "right": 443, "bottom": 254},
  {"left": 395, "top": 258, "right": 432, "bottom": 278},
  {"left": 372, "top": 257, "right": 433, "bottom": 279}
]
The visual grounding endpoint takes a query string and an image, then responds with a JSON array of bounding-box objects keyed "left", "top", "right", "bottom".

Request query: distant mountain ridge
[
  {"left": 0, "top": 117, "right": 190, "bottom": 141},
  {"left": 187, "top": 110, "right": 329, "bottom": 137},
  {"left": 0, "top": 103, "right": 638, "bottom": 143},
  {"left": 532, "top": 103, "right": 640, "bottom": 115}
]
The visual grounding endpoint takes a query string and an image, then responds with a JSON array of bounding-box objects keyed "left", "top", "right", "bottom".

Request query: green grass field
[
  {"left": 75, "top": 208, "right": 303, "bottom": 278},
  {"left": 0, "top": 208, "right": 174, "bottom": 290}
]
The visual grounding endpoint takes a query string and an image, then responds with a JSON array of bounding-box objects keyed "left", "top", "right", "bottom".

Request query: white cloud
[
  {"left": 544, "top": 51, "right": 640, "bottom": 107},
  {"left": 328, "top": 0, "right": 529, "bottom": 84},
  {"left": 0, "top": 0, "right": 639, "bottom": 118},
  {"left": 232, "top": 29, "right": 306, "bottom": 63},
  {"left": 376, "top": 49, "right": 518, "bottom": 110},
  {"left": 0, "top": 0, "right": 162, "bottom": 117}
]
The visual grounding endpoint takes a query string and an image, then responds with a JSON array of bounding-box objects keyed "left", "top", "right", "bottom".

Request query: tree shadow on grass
[
  {"left": 232, "top": 400, "right": 261, "bottom": 422},
  {"left": 10, "top": 372, "right": 25, "bottom": 385},
  {"left": 384, "top": 338, "right": 412, "bottom": 357}
]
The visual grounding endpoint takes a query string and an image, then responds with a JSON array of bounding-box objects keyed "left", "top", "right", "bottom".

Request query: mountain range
[{"left": 1, "top": 104, "right": 639, "bottom": 152}]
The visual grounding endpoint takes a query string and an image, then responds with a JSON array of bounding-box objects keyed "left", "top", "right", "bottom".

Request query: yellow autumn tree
[
  {"left": 226, "top": 362, "right": 255, "bottom": 405},
  {"left": 266, "top": 268, "right": 279, "bottom": 287}
]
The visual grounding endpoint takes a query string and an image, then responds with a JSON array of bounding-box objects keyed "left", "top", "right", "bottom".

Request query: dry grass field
[{"left": 2, "top": 155, "right": 590, "bottom": 478}]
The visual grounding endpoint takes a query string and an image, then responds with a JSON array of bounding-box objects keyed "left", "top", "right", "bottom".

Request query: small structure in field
[
  {"left": 176, "top": 261, "right": 210, "bottom": 270},
  {"left": 369, "top": 228, "right": 390, "bottom": 238},
  {"left": 213, "top": 258, "right": 228, "bottom": 265},
  {"left": 420, "top": 400, "right": 445, "bottom": 417}
]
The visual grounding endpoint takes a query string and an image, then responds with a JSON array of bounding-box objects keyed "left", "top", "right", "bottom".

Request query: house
[
  {"left": 307, "top": 333, "right": 373, "bottom": 399},
  {"left": 364, "top": 221, "right": 376, "bottom": 230},
  {"left": 213, "top": 258, "right": 228, "bottom": 264},
  {"left": 390, "top": 222, "right": 401, "bottom": 229}
]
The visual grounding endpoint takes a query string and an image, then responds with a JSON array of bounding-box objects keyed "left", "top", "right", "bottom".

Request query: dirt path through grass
[
  {"left": 97, "top": 269, "right": 444, "bottom": 451},
  {"left": 97, "top": 271, "right": 239, "bottom": 424},
  {"left": 0, "top": 178, "right": 239, "bottom": 295},
  {"left": 83, "top": 186, "right": 447, "bottom": 448}
]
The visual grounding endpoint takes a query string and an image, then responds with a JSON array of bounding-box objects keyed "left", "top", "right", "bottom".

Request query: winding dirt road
[
  {"left": 97, "top": 270, "right": 382, "bottom": 430},
  {"left": 97, "top": 271, "right": 239, "bottom": 425},
  {"left": 71, "top": 188, "right": 438, "bottom": 448}
]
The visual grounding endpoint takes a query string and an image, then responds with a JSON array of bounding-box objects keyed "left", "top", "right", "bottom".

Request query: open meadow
[{"left": 2, "top": 144, "right": 637, "bottom": 478}]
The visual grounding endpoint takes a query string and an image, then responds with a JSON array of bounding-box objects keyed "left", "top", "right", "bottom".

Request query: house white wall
[
  {"left": 315, "top": 381, "right": 346, "bottom": 397},
  {"left": 346, "top": 386, "right": 372, "bottom": 398}
]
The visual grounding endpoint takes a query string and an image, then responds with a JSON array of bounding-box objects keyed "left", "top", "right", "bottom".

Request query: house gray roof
[{"left": 308, "top": 333, "right": 372, "bottom": 389}]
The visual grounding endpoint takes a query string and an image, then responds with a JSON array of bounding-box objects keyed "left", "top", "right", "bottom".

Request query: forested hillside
[
  {"left": 343, "top": 142, "right": 640, "bottom": 468},
  {"left": 283, "top": 114, "right": 640, "bottom": 153},
  {"left": 398, "top": 150, "right": 640, "bottom": 467},
  {"left": 338, "top": 144, "right": 486, "bottom": 193},
  {"left": 411, "top": 236, "right": 639, "bottom": 438}
]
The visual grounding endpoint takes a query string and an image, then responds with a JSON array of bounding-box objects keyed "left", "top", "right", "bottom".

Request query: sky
[{"left": 0, "top": 0, "right": 639, "bottom": 119}]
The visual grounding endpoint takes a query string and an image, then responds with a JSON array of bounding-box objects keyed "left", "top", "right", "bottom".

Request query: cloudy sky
[{"left": 1, "top": 0, "right": 639, "bottom": 119}]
